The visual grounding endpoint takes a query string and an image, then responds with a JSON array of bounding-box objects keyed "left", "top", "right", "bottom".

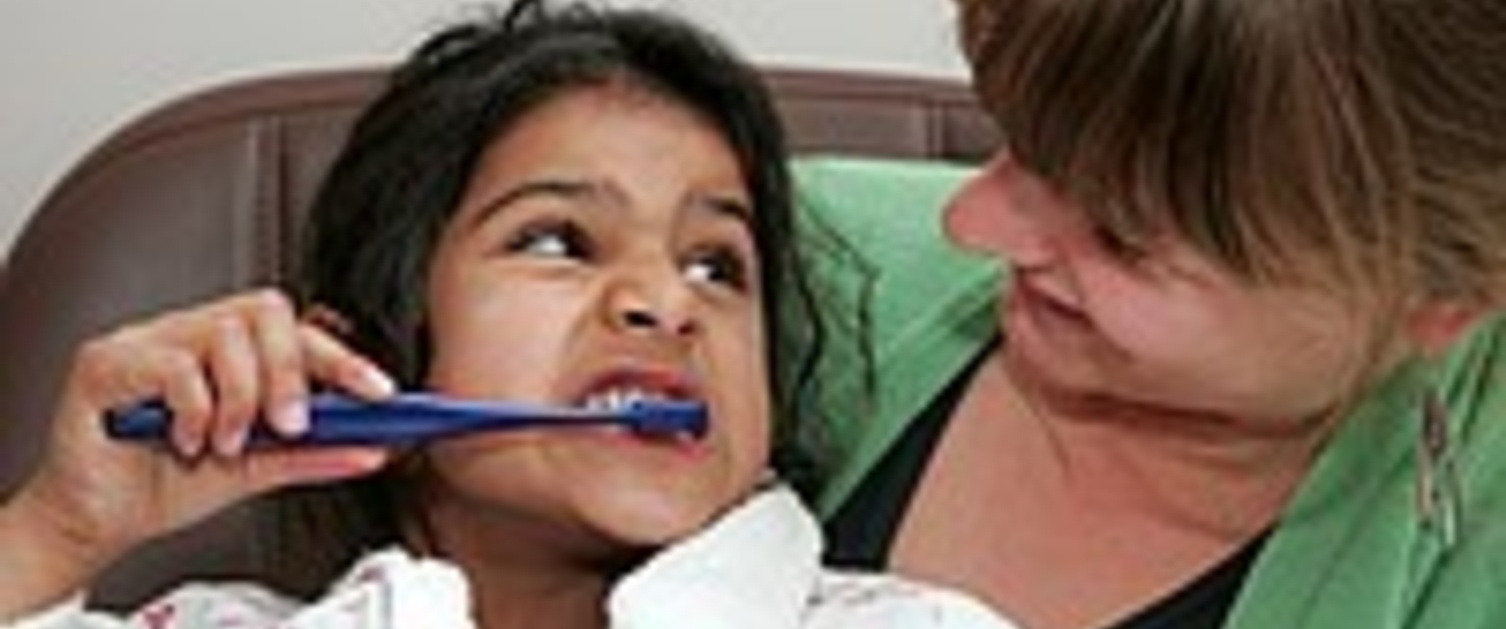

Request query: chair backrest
[{"left": 0, "top": 66, "right": 997, "bottom": 608}]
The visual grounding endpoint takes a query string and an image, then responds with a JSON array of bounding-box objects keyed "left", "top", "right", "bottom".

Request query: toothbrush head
[{"left": 623, "top": 399, "right": 709, "bottom": 439}]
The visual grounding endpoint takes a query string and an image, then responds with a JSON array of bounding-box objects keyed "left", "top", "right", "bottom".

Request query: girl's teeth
[{"left": 584, "top": 387, "right": 664, "bottom": 411}]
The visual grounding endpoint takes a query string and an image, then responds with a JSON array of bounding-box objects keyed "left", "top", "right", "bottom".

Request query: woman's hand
[{"left": 0, "top": 289, "right": 395, "bottom": 617}]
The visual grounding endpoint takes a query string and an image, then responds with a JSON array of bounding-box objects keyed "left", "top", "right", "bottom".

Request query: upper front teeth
[{"left": 584, "top": 387, "right": 667, "bottom": 411}]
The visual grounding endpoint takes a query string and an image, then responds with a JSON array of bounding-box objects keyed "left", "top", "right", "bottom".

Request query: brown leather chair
[{"left": 0, "top": 66, "right": 997, "bottom": 608}]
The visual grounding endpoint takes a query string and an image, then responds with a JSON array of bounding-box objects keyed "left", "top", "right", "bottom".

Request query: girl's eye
[
  {"left": 506, "top": 220, "right": 592, "bottom": 260},
  {"left": 683, "top": 246, "right": 751, "bottom": 291}
]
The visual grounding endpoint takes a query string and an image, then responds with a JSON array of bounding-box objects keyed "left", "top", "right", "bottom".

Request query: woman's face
[
  {"left": 945, "top": 151, "right": 1372, "bottom": 426},
  {"left": 420, "top": 85, "right": 770, "bottom": 548}
]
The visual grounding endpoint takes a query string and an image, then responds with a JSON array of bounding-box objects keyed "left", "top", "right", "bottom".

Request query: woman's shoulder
[
  {"left": 789, "top": 156, "right": 1002, "bottom": 515},
  {"left": 1225, "top": 312, "right": 1506, "bottom": 629},
  {"left": 791, "top": 156, "right": 992, "bottom": 294},
  {"left": 788, "top": 156, "right": 1000, "bottom": 381}
]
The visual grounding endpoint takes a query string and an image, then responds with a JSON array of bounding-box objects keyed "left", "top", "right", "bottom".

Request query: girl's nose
[
  {"left": 943, "top": 152, "right": 1062, "bottom": 269},
  {"left": 605, "top": 268, "right": 699, "bottom": 338}
]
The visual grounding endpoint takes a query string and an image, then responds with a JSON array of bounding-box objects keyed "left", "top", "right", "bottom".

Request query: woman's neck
[
  {"left": 893, "top": 347, "right": 1329, "bottom": 629},
  {"left": 1003, "top": 348, "right": 1327, "bottom": 541}
]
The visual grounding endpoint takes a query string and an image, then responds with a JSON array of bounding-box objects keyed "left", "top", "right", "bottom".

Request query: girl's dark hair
[{"left": 272, "top": 0, "right": 822, "bottom": 595}]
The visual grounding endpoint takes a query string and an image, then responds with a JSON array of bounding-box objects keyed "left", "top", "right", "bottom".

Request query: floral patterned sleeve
[{"left": 2, "top": 550, "right": 472, "bottom": 629}]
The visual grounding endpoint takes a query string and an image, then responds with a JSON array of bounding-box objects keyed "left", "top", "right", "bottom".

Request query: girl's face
[
  {"left": 421, "top": 86, "right": 770, "bottom": 549},
  {"left": 945, "top": 151, "right": 1373, "bottom": 427}
]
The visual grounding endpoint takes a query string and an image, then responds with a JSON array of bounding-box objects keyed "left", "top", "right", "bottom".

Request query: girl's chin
[
  {"left": 578, "top": 497, "right": 725, "bottom": 549},
  {"left": 426, "top": 440, "right": 749, "bottom": 545}
]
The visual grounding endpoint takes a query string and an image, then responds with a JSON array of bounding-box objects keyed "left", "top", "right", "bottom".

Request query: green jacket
[{"left": 791, "top": 156, "right": 1506, "bottom": 628}]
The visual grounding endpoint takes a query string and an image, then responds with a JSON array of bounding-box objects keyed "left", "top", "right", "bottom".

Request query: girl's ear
[{"left": 1406, "top": 300, "right": 1483, "bottom": 356}]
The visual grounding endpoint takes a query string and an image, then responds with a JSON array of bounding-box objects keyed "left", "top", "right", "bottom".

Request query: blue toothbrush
[{"left": 107, "top": 392, "right": 709, "bottom": 447}]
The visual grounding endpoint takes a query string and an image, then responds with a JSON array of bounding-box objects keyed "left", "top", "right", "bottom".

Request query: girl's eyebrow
[
  {"left": 465, "top": 177, "right": 754, "bottom": 233},
  {"left": 465, "top": 178, "right": 602, "bottom": 230},
  {"left": 694, "top": 194, "right": 754, "bottom": 231}
]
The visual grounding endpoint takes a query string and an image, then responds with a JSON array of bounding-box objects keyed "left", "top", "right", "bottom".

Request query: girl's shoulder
[{"left": 9, "top": 549, "right": 472, "bottom": 629}]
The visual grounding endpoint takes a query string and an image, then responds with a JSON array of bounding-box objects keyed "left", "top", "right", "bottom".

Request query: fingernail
[
  {"left": 274, "top": 400, "right": 309, "bottom": 435},
  {"left": 175, "top": 433, "right": 204, "bottom": 460},
  {"left": 366, "top": 367, "right": 397, "bottom": 397},
  {"left": 216, "top": 430, "right": 247, "bottom": 458}
]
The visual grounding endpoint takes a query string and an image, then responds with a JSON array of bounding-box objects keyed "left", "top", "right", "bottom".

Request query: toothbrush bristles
[{"left": 626, "top": 400, "right": 708, "bottom": 438}]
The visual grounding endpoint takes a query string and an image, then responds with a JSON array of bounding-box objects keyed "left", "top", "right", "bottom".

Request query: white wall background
[{"left": 0, "top": 0, "right": 965, "bottom": 261}]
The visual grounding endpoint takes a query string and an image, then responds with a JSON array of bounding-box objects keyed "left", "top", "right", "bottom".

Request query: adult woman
[
  {"left": 0, "top": 2, "right": 1012, "bottom": 628},
  {"left": 819, "top": 1, "right": 1506, "bottom": 628}
]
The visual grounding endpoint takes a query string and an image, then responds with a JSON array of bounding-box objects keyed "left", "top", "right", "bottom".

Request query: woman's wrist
[{"left": 0, "top": 486, "right": 119, "bottom": 621}]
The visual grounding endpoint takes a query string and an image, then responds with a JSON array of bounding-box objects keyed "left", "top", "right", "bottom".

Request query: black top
[{"left": 823, "top": 339, "right": 1265, "bottom": 629}]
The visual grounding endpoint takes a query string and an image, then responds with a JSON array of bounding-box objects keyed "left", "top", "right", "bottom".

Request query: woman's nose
[
  {"left": 943, "top": 152, "right": 1060, "bottom": 268},
  {"left": 605, "top": 269, "right": 699, "bottom": 338}
]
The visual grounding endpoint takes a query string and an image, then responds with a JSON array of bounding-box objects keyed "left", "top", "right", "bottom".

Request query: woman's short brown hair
[{"left": 957, "top": 0, "right": 1506, "bottom": 311}]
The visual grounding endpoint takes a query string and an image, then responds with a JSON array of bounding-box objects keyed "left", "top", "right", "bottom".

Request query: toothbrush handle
[
  {"left": 105, "top": 393, "right": 704, "bottom": 447},
  {"left": 107, "top": 393, "right": 501, "bottom": 447}
]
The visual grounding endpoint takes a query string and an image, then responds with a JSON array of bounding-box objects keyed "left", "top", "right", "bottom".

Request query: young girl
[{"left": 0, "top": 2, "right": 1013, "bottom": 628}]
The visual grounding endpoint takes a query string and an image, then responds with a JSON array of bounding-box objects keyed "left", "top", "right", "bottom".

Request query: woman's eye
[
  {"left": 683, "top": 247, "right": 750, "bottom": 291},
  {"left": 506, "top": 221, "right": 592, "bottom": 259},
  {"left": 1091, "top": 225, "right": 1150, "bottom": 264}
]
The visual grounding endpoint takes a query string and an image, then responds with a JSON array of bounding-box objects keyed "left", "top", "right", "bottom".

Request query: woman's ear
[{"left": 1406, "top": 300, "right": 1483, "bottom": 356}]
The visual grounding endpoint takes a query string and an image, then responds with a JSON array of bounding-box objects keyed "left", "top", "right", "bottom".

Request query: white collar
[
  {"left": 303, "top": 485, "right": 820, "bottom": 629},
  {"left": 607, "top": 485, "right": 822, "bottom": 629}
]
